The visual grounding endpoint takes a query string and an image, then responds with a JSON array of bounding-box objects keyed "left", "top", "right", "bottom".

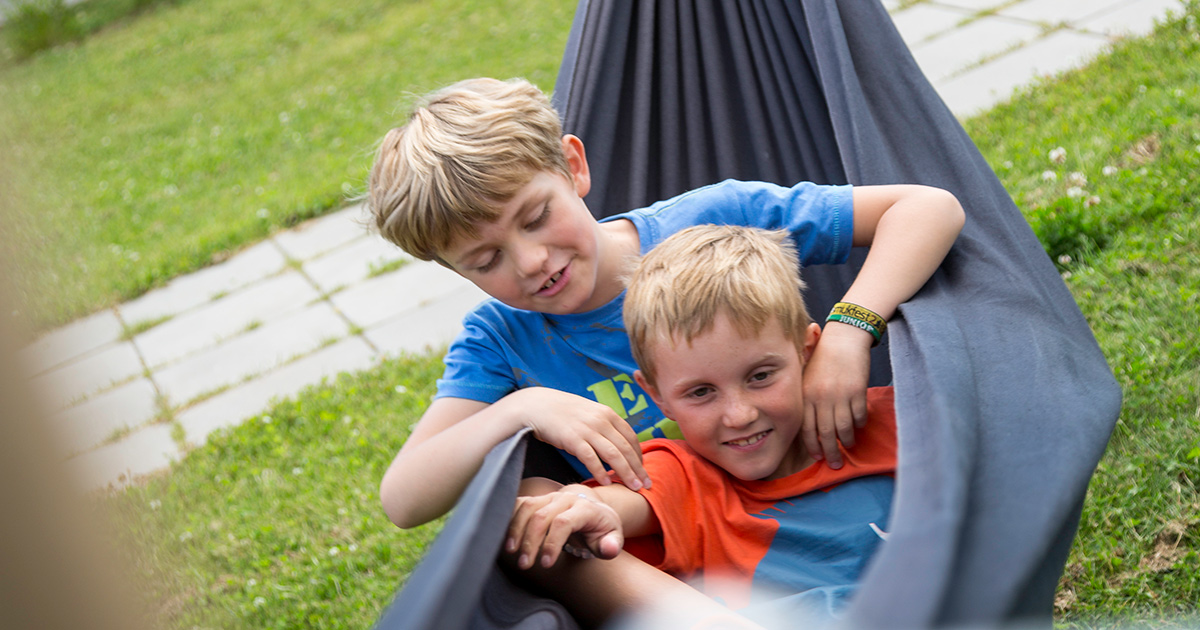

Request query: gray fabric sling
[{"left": 374, "top": 1, "right": 1121, "bottom": 627}]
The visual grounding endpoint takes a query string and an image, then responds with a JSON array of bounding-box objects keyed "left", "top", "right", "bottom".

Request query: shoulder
[
  {"left": 849, "top": 387, "right": 898, "bottom": 467},
  {"left": 450, "top": 298, "right": 555, "bottom": 352},
  {"left": 641, "top": 439, "right": 729, "bottom": 488}
]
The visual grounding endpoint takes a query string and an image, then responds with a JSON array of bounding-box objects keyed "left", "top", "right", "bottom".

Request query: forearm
[
  {"left": 512, "top": 550, "right": 752, "bottom": 629},
  {"left": 845, "top": 187, "right": 964, "bottom": 322},
  {"left": 380, "top": 400, "right": 524, "bottom": 528}
]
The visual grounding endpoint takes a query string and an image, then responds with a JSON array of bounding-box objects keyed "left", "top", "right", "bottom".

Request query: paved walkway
[{"left": 22, "top": 0, "right": 1186, "bottom": 491}]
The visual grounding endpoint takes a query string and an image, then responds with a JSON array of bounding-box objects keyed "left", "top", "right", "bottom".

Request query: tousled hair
[
  {"left": 367, "top": 78, "right": 570, "bottom": 261},
  {"left": 623, "top": 225, "right": 812, "bottom": 385}
]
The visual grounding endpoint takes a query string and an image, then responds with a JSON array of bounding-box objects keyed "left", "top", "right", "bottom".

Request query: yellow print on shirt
[{"left": 586, "top": 374, "right": 681, "bottom": 441}]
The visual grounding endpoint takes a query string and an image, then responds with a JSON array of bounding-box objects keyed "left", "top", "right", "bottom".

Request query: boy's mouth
[
  {"left": 725, "top": 430, "right": 770, "bottom": 448},
  {"left": 541, "top": 270, "right": 564, "bottom": 291}
]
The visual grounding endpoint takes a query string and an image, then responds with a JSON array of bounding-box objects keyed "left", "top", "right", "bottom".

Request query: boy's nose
[
  {"left": 513, "top": 242, "right": 549, "bottom": 279},
  {"left": 722, "top": 394, "right": 757, "bottom": 429}
]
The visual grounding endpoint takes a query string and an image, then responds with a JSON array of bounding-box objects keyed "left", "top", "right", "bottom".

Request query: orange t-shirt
[{"left": 625, "top": 387, "right": 897, "bottom": 609}]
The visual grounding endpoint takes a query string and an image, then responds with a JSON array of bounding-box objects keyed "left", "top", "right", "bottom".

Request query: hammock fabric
[{"left": 374, "top": 0, "right": 1121, "bottom": 628}]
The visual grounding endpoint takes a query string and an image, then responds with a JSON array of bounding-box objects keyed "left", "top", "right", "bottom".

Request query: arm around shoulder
[{"left": 845, "top": 184, "right": 964, "bottom": 320}]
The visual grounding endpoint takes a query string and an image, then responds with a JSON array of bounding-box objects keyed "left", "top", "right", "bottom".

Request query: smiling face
[
  {"left": 440, "top": 137, "right": 628, "bottom": 315},
  {"left": 635, "top": 314, "right": 821, "bottom": 481}
]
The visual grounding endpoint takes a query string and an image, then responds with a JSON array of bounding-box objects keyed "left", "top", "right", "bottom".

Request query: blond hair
[
  {"left": 367, "top": 78, "right": 571, "bottom": 261},
  {"left": 624, "top": 225, "right": 812, "bottom": 384}
]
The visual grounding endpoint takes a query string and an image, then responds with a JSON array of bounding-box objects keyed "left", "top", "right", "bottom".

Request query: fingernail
[
  {"left": 506, "top": 538, "right": 516, "bottom": 553},
  {"left": 829, "top": 461, "right": 842, "bottom": 470},
  {"left": 628, "top": 478, "right": 642, "bottom": 491},
  {"left": 642, "top": 477, "right": 652, "bottom": 489},
  {"left": 541, "top": 554, "right": 553, "bottom": 567},
  {"left": 518, "top": 554, "right": 529, "bottom": 568}
]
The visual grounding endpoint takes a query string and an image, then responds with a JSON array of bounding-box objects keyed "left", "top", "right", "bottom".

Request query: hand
[
  {"left": 802, "top": 324, "right": 871, "bottom": 469},
  {"left": 495, "top": 387, "right": 651, "bottom": 491},
  {"left": 507, "top": 486, "right": 625, "bottom": 570}
]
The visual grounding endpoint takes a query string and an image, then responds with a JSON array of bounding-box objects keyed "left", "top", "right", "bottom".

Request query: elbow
[
  {"left": 380, "top": 476, "right": 428, "bottom": 530},
  {"left": 934, "top": 187, "right": 966, "bottom": 235}
]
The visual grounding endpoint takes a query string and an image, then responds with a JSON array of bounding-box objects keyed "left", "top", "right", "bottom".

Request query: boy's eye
[
  {"left": 750, "top": 370, "right": 774, "bottom": 383},
  {"left": 476, "top": 252, "right": 501, "bottom": 272},
  {"left": 687, "top": 386, "right": 714, "bottom": 399},
  {"left": 525, "top": 205, "right": 550, "bottom": 230}
]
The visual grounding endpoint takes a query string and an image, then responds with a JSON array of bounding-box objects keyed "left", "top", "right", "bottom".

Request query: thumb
[{"left": 589, "top": 530, "right": 624, "bottom": 559}]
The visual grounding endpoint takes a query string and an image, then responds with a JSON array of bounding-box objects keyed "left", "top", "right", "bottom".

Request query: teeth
[
  {"left": 727, "top": 431, "right": 767, "bottom": 447},
  {"left": 542, "top": 271, "right": 563, "bottom": 290}
]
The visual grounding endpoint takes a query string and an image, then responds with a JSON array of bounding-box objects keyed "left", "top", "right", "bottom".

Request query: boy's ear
[
  {"left": 633, "top": 369, "right": 668, "bottom": 415},
  {"left": 561, "top": 134, "right": 591, "bottom": 197},
  {"left": 801, "top": 322, "right": 821, "bottom": 363}
]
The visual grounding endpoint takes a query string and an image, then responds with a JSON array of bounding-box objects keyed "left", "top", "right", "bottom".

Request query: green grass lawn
[
  {"left": 106, "top": 352, "right": 448, "bottom": 630},
  {"left": 83, "top": 3, "right": 1200, "bottom": 629},
  {"left": 0, "top": 0, "right": 573, "bottom": 330},
  {"left": 963, "top": 8, "right": 1200, "bottom": 622}
]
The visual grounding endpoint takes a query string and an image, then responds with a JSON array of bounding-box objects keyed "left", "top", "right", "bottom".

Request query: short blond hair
[
  {"left": 624, "top": 225, "right": 812, "bottom": 384},
  {"left": 367, "top": 78, "right": 571, "bottom": 261}
]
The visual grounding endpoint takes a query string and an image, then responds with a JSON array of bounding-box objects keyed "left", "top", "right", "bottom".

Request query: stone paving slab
[
  {"left": 20, "top": 308, "right": 124, "bottom": 377},
  {"left": 272, "top": 204, "right": 369, "bottom": 261},
  {"left": 178, "top": 336, "right": 376, "bottom": 447},
  {"left": 365, "top": 284, "right": 489, "bottom": 357},
  {"left": 66, "top": 421, "right": 179, "bottom": 491},
  {"left": 302, "top": 234, "right": 411, "bottom": 294},
  {"left": 153, "top": 303, "right": 350, "bottom": 406},
  {"left": 46, "top": 377, "right": 159, "bottom": 456},
  {"left": 134, "top": 271, "right": 321, "bottom": 369},
  {"left": 1079, "top": 0, "right": 1186, "bottom": 37},
  {"left": 931, "top": 0, "right": 1009, "bottom": 11},
  {"left": 890, "top": 3, "right": 973, "bottom": 45},
  {"left": 911, "top": 16, "right": 1042, "bottom": 83},
  {"left": 936, "top": 29, "right": 1111, "bottom": 117},
  {"left": 331, "top": 260, "right": 475, "bottom": 330},
  {"left": 31, "top": 341, "right": 144, "bottom": 411},
  {"left": 118, "top": 240, "right": 288, "bottom": 326},
  {"left": 999, "top": 0, "right": 1131, "bottom": 24}
]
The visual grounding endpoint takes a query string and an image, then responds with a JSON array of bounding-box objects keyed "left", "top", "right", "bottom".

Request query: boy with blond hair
[
  {"left": 508, "top": 225, "right": 898, "bottom": 625},
  {"left": 367, "top": 77, "right": 962, "bottom": 529}
]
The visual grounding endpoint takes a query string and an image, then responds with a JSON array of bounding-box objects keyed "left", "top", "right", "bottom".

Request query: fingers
[
  {"left": 611, "top": 418, "right": 652, "bottom": 489},
  {"left": 802, "top": 403, "right": 823, "bottom": 462},
  {"left": 586, "top": 424, "right": 650, "bottom": 491},
  {"left": 852, "top": 393, "right": 869, "bottom": 429},
  {"left": 819, "top": 412, "right": 844, "bottom": 470},
  {"left": 509, "top": 493, "right": 613, "bottom": 570}
]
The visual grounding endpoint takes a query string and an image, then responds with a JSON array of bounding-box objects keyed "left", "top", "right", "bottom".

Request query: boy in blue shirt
[{"left": 366, "top": 77, "right": 963, "bottom": 529}]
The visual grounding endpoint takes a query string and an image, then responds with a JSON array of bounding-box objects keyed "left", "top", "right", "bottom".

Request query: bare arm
[
  {"left": 803, "top": 184, "right": 965, "bottom": 466},
  {"left": 846, "top": 184, "right": 965, "bottom": 319},
  {"left": 507, "top": 479, "right": 760, "bottom": 629},
  {"left": 380, "top": 389, "right": 651, "bottom": 529}
]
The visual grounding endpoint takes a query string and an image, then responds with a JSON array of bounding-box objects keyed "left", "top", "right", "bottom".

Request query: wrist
[{"left": 826, "top": 302, "right": 887, "bottom": 347}]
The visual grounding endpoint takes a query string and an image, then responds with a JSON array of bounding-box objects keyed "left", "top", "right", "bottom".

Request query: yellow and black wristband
[{"left": 827, "top": 302, "right": 887, "bottom": 347}]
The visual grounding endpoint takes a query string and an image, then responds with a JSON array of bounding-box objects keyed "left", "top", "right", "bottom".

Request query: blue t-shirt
[{"left": 436, "top": 179, "right": 854, "bottom": 475}]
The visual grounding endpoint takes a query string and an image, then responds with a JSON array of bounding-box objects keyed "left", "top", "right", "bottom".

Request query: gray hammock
[{"left": 374, "top": 0, "right": 1122, "bottom": 627}]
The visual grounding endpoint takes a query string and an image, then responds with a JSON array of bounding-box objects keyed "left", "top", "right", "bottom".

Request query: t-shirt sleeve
[
  {"left": 615, "top": 180, "right": 854, "bottom": 266},
  {"left": 635, "top": 441, "right": 715, "bottom": 576},
  {"left": 434, "top": 306, "right": 518, "bottom": 403}
]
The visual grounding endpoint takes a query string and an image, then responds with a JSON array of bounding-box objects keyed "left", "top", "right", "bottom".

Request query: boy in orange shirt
[{"left": 509, "top": 225, "right": 899, "bottom": 625}]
